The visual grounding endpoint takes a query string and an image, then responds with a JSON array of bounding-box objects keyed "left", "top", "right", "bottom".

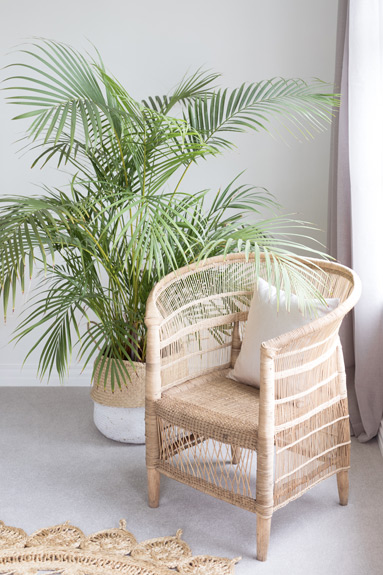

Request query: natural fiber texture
[
  {"left": 157, "top": 369, "right": 259, "bottom": 450},
  {"left": 91, "top": 359, "right": 145, "bottom": 408},
  {"left": 177, "top": 556, "right": 240, "bottom": 574},
  {"left": 144, "top": 254, "right": 361, "bottom": 560},
  {"left": 0, "top": 520, "right": 240, "bottom": 574},
  {"left": 25, "top": 521, "right": 85, "bottom": 549},
  {"left": 0, "top": 522, "right": 27, "bottom": 550},
  {"left": 131, "top": 530, "right": 191, "bottom": 568}
]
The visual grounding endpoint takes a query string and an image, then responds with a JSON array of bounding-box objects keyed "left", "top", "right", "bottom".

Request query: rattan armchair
[{"left": 144, "top": 254, "right": 361, "bottom": 561}]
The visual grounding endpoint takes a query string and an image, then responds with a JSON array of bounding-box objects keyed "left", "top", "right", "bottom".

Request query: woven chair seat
[{"left": 156, "top": 369, "right": 259, "bottom": 450}]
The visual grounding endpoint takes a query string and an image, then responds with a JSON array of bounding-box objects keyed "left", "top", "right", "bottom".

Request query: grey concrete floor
[{"left": 0, "top": 387, "right": 382, "bottom": 574}]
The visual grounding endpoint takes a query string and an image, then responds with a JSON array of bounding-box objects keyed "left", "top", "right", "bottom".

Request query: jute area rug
[{"left": 0, "top": 520, "right": 240, "bottom": 575}]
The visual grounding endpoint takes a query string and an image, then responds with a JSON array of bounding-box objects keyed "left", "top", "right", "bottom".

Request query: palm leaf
[{"left": 183, "top": 78, "right": 339, "bottom": 152}]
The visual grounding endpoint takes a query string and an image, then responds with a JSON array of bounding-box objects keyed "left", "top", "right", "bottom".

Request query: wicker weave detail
[
  {"left": 91, "top": 359, "right": 145, "bottom": 408},
  {"left": 0, "top": 520, "right": 238, "bottom": 574},
  {"left": 159, "top": 462, "right": 258, "bottom": 513}
]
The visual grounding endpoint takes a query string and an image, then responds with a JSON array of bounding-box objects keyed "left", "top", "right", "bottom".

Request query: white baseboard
[
  {"left": 378, "top": 420, "right": 383, "bottom": 459},
  {"left": 0, "top": 364, "right": 92, "bottom": 387}
]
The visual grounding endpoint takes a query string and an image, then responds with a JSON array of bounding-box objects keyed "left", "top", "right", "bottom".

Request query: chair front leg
[
  {"left": 256, "top": 516, "right": 272, "bottom": 562},
  {"left": 255, "top": 349, "right": 275, "bottom": 561},
  {"left": 147, "top": 468, "right": 161, "bottom": 508}
]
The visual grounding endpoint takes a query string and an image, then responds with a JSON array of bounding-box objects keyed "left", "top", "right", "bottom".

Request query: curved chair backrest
[{"left": 146, "top": 254, "right": 361, "bottom": 390}]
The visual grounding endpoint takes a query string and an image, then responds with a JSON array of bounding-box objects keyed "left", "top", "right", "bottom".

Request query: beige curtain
[{"left": 328, "top": 0, "right": 383, "bottom": 442}]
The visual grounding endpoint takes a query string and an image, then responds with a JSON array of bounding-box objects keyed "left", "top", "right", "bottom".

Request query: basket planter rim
[{"left": 91, "top": 356, "right": 146, "bottom": 408}]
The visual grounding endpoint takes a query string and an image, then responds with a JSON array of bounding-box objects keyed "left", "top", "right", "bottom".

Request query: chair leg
[
  {"left": 231, "top": 445, "right": 241, "bottom": 464},
  {"left": 337, "top": 470, "right": 349, "bottom": 506},
  {"left": 256, "top": 515, "right": 271, "bottom": 561},
  {"left": 148, "top": 468, "right": 160, "bottom": 508}
]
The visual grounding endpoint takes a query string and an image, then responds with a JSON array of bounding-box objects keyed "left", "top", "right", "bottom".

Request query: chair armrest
[{"left": 261, "top": 317, "right": 351, "bottom": 511}]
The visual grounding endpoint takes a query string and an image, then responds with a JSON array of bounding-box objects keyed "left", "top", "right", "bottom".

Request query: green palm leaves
[{"left": 1, "top": 39, "right": 339, "bottom": 387}]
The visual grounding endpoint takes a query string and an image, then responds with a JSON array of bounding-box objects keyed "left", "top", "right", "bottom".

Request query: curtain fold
[{"left": 329, "top": 0, "right": 383, "bottom": 441}]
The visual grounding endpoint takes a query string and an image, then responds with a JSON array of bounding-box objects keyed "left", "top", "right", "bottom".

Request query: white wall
[{"left": 0, "top": 0, "right": 339, "bottom": 386}]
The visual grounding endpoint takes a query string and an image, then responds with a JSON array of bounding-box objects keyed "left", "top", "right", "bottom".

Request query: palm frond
[
  {"left": 5, "top": 39, "right": 123, "bottom": 153},
  {"left": 143, "top": 68, "right": 220, "bottom": 113},
  {"left": 184, "top": 78, "right": 339, "bottom": 151}
]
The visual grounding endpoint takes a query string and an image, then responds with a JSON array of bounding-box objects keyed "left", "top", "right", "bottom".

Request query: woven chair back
[{"left": 148, "top": 254, "right": 358, "bottom": 390}]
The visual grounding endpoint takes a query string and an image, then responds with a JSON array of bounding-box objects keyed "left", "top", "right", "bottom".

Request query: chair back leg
[
  {"left": 231, "top": 445, "right": 241, "bottom": 464},
  {"left": 337, "top": 469, "right": 349, "bottom": 506},
  {"left": 148, "top": 468, "right": 161, "bottom": 508}
]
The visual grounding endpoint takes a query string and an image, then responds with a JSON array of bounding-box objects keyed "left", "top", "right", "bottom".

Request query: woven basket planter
[{"left": 91, "top": 358, "right": 146, "bottom": 444}]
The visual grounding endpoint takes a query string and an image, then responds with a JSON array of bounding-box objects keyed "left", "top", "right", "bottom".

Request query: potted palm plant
[{"left": 0, "top": 39, "right": 337, "bottom": 442}]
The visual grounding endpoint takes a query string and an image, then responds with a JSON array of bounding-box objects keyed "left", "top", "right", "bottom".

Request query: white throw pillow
[{"left": 228, "top": 277, "right": 339, "bottom": 388}]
